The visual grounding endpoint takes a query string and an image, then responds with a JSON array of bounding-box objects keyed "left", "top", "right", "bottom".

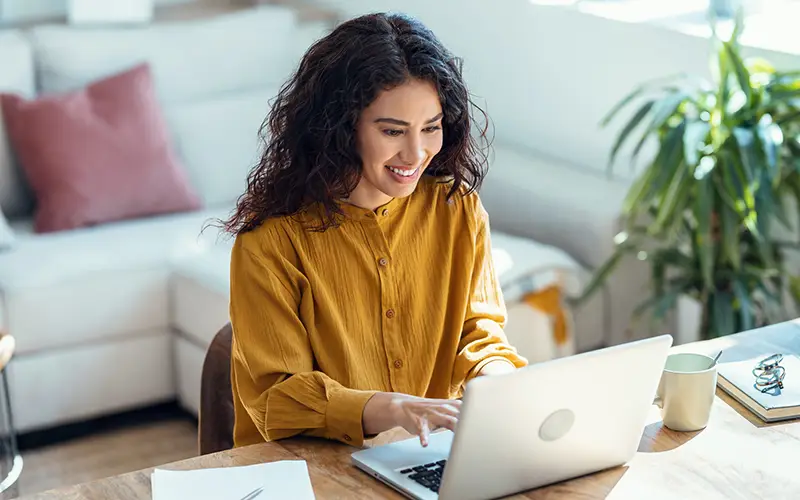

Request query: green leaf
[
  {"left": 774, "top": 185, "right": 793, "bottom": 229},
  {"left": 655, "top": 164, "right": 690, "bottom": 233},
  {"left": 631, "top": 91, "right": 690, "bottom": 161},
  {"left": 731, "top": 128, "right": 758, "bottom": 186},
  {"left": 634, "top": 290, "right": 681, "bottom": 321},
  {"left": 601, "top": 88, "right": 647, "bottom": 128},
  {"left": 723, "top": 41, "right": 752, "bottom": 108},
  {"left": 733, "top": 279, "right": 754, "bottom": 331},
  {"left": 683, "top": 121, "right": 711, "bottom": 167},
  {"left": 729, "top": 130, "right": 759, "bottom": 222},
  {"left": 756, "top": 115, "right": 783, "bottom": 182},
  {"left": 731, "top": 7, "right": 746, "bottom": 45},
  {"left": 746, "top": 57, "right": 776, "bottom": 76},
  {"left": 621, "top": 164, "right": 659, "bottom": 218},
  {"left": 775, "top": 108, "right": 800, "bottom": 125},
  {"left": 772, "top": 70, "right": 800, "bottom": 80},
  {"left": 600, "top": 74, "right": 694, "bottom": 127},
  {"left": 607, "top": 100, "right": 655, "bottom": 169},
  {"left": 756, "top": 280, "right": 784, "bottom": 324},
  {"left": 789, "top": 276, "right": 800, "bottom": 304},
  {"left": 719, "top": 203, "right": 741, "bottom": 269},
  {"left": 572, "top": 236, "right": 639, "bottom": 307},
  {"left": 782, "top": 174, "right": 800, "bottom": 237},
  {"left": 769, "top": 88, "right": 800, "bottom": 102},
  {"left": 711, "top": 291, "right": 736, "bottom": 337},
  {"left": 695, "top": 175, "right": 715, "bottom": 290},
  {"left": 741, "top": 264, "right": 780, "bottom": 281},
  {"left": 715, "top": 151, "right": 745, "bottom": 213},
  {"left": 755, "top": 173, "right": 776, "bottom": 237},
  {"left": 649, "top": 121, "right": 688, "bottom": 230}
]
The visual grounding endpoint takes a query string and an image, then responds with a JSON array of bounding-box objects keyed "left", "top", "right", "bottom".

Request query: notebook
[
  {"left": 716, "top": 353, "right": 800, "bottom": 422},
  {"left": 151, "top": 460, "right": 316, "bottom": 500}
]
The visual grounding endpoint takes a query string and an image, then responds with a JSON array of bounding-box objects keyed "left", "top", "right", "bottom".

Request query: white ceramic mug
[{"left": 654, "top": 353, "right": 718, "bottom": 432}]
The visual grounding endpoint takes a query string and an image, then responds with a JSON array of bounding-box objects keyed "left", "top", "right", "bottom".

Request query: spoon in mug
[{"left": 710, "top": 350, "right": 723, "bottom": 368}]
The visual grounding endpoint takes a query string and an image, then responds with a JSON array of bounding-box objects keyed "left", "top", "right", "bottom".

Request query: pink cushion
[{"left": 1, "top": 63, "right": 201, "bottom": 233}]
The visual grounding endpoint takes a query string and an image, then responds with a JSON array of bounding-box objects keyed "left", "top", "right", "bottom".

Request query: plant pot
[{"left": 675, "top": 295, "right": 703, "bottom": 345}]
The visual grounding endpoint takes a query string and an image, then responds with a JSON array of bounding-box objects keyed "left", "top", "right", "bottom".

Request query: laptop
[{"left": 352, "top": 334, "right": 673, "bottom": 500}]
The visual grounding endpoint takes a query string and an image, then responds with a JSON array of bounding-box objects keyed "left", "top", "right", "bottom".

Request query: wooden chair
[{"left": 198, "top": 323, "right": 235, "bottom": 455}]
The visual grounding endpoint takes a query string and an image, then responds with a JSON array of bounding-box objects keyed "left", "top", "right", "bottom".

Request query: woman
[{"left": 224, "top": 12, "right": 527, "bottom": 449}]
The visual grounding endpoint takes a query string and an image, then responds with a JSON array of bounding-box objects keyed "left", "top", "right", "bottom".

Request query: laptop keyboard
[{"left": 399, "top": 460, "right": 447, "bottom": 493}]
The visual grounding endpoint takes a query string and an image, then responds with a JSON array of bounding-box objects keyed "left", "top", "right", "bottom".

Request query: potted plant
[{"left": 576, "top": 13, "right": 800, "bottom": 340}]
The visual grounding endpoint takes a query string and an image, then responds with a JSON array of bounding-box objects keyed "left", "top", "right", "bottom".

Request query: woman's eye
[
  {"left": 424, "top": 126, "right": 442, "bottom": 133},
  {"left": 383, "top": 129, "right": 403, "bottom": 137}
]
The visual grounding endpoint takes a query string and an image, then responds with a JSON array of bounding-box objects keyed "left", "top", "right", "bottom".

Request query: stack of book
[{"left": 717, "top": 353, "right": 800, "bottom": 423}]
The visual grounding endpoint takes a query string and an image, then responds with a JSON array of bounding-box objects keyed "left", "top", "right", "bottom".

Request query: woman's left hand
[{"left": 477, "top": 359, "right": 517, "bottom": 377}]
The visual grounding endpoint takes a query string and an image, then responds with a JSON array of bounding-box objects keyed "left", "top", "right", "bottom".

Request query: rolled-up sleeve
[
  {"left": 230, "top": 234, "right": 377, "bottom": 446},
  {"left": 451, "top": 203, "right": 528, "bottom": 390}
]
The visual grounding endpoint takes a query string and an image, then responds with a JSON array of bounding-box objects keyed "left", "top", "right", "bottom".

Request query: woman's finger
[
  {"left": 435, "top": 403, "right": 461, "bottom": 418},
  {"left": 428, "top": 411, "right": 459, "bottom": 432},
  {"left": 419, "top": 415, "right": 430, "bottom": 447},
  {"left": 425, "top": 398, "right": 462, "bottom": 408}
]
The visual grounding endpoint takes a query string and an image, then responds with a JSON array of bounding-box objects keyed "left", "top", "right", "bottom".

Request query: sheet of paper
[{"left": 151, "top": 460, "right": 315, "bottom": 500}]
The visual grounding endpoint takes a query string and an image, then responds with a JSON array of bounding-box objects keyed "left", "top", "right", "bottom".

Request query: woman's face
[{"left": 350, "top": 78, "right": 444, "bottom": 210}]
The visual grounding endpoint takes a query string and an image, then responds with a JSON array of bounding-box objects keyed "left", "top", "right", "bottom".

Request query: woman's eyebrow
[{"left": 374, "top": 113, "right": 444, "bottom": 126}]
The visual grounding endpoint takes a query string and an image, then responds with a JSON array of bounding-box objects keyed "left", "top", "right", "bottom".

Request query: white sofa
[{"left": 0, "top": 6, "right": 642, "bottom": 433}]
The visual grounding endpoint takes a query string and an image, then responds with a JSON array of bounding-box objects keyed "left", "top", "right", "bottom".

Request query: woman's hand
[
  {"left": 389, "top": 395, "right": 461, "bottom": 447},
  {"left": 363, "top": 393, "right": 462, "bottom": 447}
]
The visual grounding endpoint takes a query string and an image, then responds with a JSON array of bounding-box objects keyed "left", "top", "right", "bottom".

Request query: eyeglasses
[{"left": 751, "top": 354, "right": 786, "bottom": 394}]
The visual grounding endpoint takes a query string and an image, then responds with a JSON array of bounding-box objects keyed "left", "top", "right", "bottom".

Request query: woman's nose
[{"left": 399, "top": 135, "right": 425, "bottom": 166}]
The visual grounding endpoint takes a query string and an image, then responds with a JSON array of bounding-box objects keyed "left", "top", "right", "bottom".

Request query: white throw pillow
[{"left": 0, "top": 210, "right": 15, "bottom": 251}]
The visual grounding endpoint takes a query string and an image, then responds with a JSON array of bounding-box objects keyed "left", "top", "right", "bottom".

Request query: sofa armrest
[
  {"left": 480, "top": 144, "right": 631, "bottom": 269},
  {"left": 480, "top": 144, "right": 652, "bottom": 348}
]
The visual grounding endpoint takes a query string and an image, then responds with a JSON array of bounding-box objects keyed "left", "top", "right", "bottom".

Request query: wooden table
[{"left": 22, "top": 321, "right": 800, "bottom": 499}]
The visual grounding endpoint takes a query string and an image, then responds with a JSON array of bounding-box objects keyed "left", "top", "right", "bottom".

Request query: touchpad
[{"left": 538, "top": 409, "right": 575, "bottom": 442}]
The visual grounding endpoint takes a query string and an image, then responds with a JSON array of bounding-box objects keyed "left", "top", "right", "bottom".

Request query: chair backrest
[{"left": 199, "top": 322, "right": 235, "bottom": 455}]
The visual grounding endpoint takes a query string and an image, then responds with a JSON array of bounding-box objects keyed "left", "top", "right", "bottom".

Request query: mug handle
[{"left": 653, "top": 395, "right": 663, "bottom": 409}]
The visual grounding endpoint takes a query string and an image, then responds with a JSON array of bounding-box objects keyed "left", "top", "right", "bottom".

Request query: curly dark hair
[{"left": 222, "top": 12, "right": 491, "bottom": 234}]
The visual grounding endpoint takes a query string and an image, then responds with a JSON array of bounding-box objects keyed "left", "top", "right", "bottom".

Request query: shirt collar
[{"left": 337, "top": 196, "right": 405, "bottom": 222}]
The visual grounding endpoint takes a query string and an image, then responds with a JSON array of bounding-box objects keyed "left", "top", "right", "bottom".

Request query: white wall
[{"left": 310, "top": 0, "right": 800, "bottom": 179}]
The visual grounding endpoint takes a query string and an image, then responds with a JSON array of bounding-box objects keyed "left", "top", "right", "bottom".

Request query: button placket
[{"left": 366, "top": 217, "right": 404, "bottom": 391}]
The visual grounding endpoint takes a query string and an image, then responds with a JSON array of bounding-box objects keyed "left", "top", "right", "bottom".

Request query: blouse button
[
  {"left": 394, "top": 359, "right": 404, "bottom": 369},
  {"left": 378, "top": 257, "right": 388, "bottom": 267},
  {"left": 386, "top": 309, "right": 395, "bottom": 319},
  {"left": 381, "top": 209, "right": 389, "bottom": 216}
]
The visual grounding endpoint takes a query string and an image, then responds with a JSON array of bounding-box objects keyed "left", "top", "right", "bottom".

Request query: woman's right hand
[{"left": 363, "top": 393, "right": 461, "bottom": 447}]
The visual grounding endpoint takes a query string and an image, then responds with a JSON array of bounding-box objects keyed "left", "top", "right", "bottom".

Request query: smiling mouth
[{"left": 385, "top": 165, "right": 419, "bottom": 177}]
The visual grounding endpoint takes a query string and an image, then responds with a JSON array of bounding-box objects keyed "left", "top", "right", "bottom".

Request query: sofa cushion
[
  {"left": 0, "top": 206, "right": 232, "bottom": 354},
  {"left": 163, "top": 87, "right": 275, "bottom": 208},
  {"left": 172, "top": 249, "right": 232, "bottom": 347},
  {"left": 27, "top": 6, "right": 300, "bottom": 103},
  {"left": 8, "top": 331, "right": 175, "bottom": 432},
  {"left": 1, "top": 63, "right": 202, "bottom": 233},
  {"left": 0, "top": 30, "right": 35, "bottom": 218},
  {"left": 491, "top": 230, "right": 585, "bottom": 304}
]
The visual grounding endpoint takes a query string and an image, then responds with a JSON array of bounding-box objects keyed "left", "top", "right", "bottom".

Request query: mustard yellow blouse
[{"left": 229, "top": 176, "right": 528, "bottom": 448}]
